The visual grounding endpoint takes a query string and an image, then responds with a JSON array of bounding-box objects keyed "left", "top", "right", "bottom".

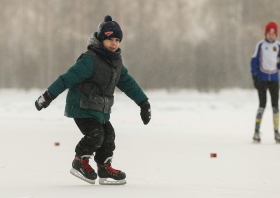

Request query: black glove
[
  {"left": 139, "top": 100, "right": 151, "bottom": 125},
  {"left": 35, "top": 90, "right": 55, "bottom": 111},
  {"left": 253, "top": 75, "right": 260, "bottom": 89}
]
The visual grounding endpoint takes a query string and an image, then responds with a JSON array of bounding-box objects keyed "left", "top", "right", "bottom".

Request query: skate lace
[
  {"left": 99, "top": 163, "right": 120, "bottom": 175},
  {"left": 75, "top": 156, "right": 94, "bottom": 173}
]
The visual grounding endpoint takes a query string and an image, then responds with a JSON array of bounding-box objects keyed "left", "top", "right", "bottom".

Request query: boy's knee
[
  {"left": 87, "top": 128, "right": 105, "bottom": 147},
  {"left": 103, "top": 122, "right": 115, "bottom": 141},
  {"left": 104, "top": 131, "right": 115, "bottom": 142}
]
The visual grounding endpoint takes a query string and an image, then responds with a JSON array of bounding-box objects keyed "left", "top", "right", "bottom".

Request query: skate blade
[
  {"left": 70, "top": 168, "right": 95, "bottom": 184},
  {"left": 253, "top": 139, "right": 261, "bottom": 143},
  {"left": 275, "top": 140, "right": 280, "bottom": 144},
  {"left": 99, "top": 178, "right": 126, "bottom": 185}
]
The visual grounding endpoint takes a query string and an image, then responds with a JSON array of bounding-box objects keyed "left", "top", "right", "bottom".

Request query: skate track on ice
[{"left": 0, "top": 89, "right": 280, "bottom": 198}]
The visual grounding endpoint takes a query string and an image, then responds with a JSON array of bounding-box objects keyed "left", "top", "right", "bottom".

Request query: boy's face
[
  {"left": 102, "top": 38, "right": 120, "bottom": 52},
  {"left": 266, "top": 31, "right": 277, "bottom": 42}
]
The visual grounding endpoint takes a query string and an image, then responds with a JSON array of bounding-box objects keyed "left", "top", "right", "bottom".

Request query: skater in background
[
  {"left": 34, "top": 15, "right": 151, "bottom": 185},
  {"left": 251, "top": 21, "right": 280, "bottom": 143}
]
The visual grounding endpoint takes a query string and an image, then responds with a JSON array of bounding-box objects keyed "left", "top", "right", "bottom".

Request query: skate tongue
[
  {"left": 104, "top": 157, "right": 113, "bottom": 164},
  {"left": 75, "top": 155, "right": 92, "bottom": 162},
  {"left": 81, "top": 154, "right": 94, "bottom": 159}
]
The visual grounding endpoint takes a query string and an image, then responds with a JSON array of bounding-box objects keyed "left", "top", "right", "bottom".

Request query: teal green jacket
[{"left": 48, "top": 54, "right": 148, "bottom": 125}]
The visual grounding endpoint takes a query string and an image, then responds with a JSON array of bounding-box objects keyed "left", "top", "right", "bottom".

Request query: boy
[
  {"left": 35, "top": 15, "right": 151, "bottom": 185},
  {"left": 251, "top": 21, "right": 280, "bottom": 143}
]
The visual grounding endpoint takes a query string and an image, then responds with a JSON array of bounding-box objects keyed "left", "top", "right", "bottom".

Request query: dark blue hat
[{"left": 97, "top": 15, "right": 123, "bottom": 42}]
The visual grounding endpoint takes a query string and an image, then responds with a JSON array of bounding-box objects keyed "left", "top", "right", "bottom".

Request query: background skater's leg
[
  {"left": 254, "top": 82, "right": 267, "bottom": 142},
  {"left": 268, "top": 82, "right": 280, "bottom": 142}
]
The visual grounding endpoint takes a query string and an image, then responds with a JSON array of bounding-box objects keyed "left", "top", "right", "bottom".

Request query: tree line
[{"left": 0, "top": 0, "right": 279, "bottom": 91}]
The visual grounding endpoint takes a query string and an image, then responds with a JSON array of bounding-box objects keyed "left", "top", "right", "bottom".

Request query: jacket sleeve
[
  {"left": 47, "top": 54, "right": 94, "bottom": 97},
  {"left": 116, "top": 65, "right": 148, "bottom": 105},
  {"left": 251, "top": 42, "right": 261, "bottom": 75},
  {"left": 278, "top": 43, "right": 280, "bottom": 70}
]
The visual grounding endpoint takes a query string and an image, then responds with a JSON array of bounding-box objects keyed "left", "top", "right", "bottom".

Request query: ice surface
[{"left": 0, "top": 89, "right": 280, "bottom": 198}]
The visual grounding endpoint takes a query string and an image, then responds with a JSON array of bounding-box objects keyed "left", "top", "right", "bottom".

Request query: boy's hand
[
  {"left": 253, "top": 75, "right": 260, "bottom": 89},
  {"left": 139, "top": 100, "right": 151, "bottom": 125},
  {"left": 35, "top": 90, "right": 55, "bottom": 111}
]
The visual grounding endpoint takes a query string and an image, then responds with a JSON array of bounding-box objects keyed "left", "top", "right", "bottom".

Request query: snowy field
[{"left": 0, "top": 89, "right": 280, "bottom": 198}]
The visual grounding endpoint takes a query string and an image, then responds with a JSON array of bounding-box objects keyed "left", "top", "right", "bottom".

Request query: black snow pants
[
  {"left": 257, "top": 81, "right": 279, "bottom": 108},
  {"left": 74, "top": 118, "right": 115, "bottom": 163}
]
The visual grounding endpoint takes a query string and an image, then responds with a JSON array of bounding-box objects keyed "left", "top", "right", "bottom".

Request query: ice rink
[{"left": 0, "top": 89, "right": 280, "bottom": 198}]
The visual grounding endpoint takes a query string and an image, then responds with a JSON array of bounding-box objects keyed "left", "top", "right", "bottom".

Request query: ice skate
[
  {"left": 70, "top": 155, "right": 97, "bottom": 184},
  {"left": 97, "top": 157, "right": 126, "bottom": 185},
  {"left": 275, "top": 131, "right": 280, "bottom": 143},
  {"left": 253, "top": 131, "right": 261, "bottom": 143}
]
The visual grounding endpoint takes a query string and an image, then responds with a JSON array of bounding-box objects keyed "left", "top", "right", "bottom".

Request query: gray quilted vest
[{"left": 79, "top": 50, "right": 122, "bottom": 113}]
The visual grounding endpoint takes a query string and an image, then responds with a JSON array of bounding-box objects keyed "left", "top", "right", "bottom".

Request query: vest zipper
[{"left": 102, "top": 67, "right": 115, "bottom": 113}]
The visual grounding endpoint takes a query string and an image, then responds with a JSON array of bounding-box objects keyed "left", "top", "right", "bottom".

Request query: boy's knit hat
[
  {"left": 265, "top": 21, "right": 278, "bottom": 36},
  {"left": 97, "top": 15, "right": 123, "bottom": 42}
]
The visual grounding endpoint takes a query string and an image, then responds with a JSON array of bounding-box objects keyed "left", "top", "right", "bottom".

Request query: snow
[{"left": 0, "top": 89, "right": 280, "bottom": 198}]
